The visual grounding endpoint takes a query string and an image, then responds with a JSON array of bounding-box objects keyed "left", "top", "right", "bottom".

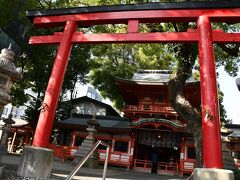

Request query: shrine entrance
[
  {"left": 133, "top": 124, "right": 183, "bottom": 174},
  {"left": 26, "top": 1, "right": 240, "bottom": 170},
  {"left": 136, "top": 129, "right": 180, "bottom": 161}
]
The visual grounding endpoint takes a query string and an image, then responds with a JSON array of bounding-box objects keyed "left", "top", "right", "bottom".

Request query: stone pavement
[
  {"left": 1, "top": 154, "right": 187, "bottom": 180},
  {"left": 51, "top": 170, "right": 186, "bottom": 180}
]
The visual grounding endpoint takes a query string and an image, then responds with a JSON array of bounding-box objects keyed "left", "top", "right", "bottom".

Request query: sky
[{"left": 217, "top": 66, "right": 240, "bottom": 124}]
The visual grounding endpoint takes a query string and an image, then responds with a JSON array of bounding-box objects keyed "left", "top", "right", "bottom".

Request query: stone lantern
[
  {"left": 75, "top": 114, "right": 100, "bottom": 168},
  {"left": 0, "top": 45, "right": 21, "bottom": 153},
  {"left": 86, "top": 114, "right": 99, "bottom": 140},
  {"left": 0, "top": 45, "right": 21, "bottom": 115}
]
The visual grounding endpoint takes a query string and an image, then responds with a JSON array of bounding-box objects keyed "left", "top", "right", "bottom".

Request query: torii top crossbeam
[
  {"left": 27, "top": 1, "right": 240, "bottom": 169},
  {"left": 27, "top": 1, "right": 240, "bottom": 45},
  {"left": 27, "top": 1, "right": 240, "bottom": 23}
]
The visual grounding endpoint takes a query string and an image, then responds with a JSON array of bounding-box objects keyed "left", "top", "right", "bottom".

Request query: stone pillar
[
  {"left": 75, "top": 115, "right": 99, "bottom": 168},
  {"left": 17, "top": 146, "right": 54, "bottom": 178},
  {"left": 0, "top": 113, "right": 15, "bottom": 153},
  {"left": 0, "top": 46, "right": 21, "bottom": 154},
  {"left": 190, "top": 168, "right": 234, "bottom": 180}
]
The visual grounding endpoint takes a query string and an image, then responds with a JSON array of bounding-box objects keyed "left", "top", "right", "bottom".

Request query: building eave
[
  {"left": 130, "top": 118, "right": 186, "bottom": 131},
  {"left": 26, "top": 1, "right": 240, "bottom": 20},
  {"left": 115, "top": 77, "right": 199, "bottom": 86}
]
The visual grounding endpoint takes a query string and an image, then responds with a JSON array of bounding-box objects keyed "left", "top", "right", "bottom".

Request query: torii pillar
[
  {"left": 192, "top": 16, "right": 233, "bottom": 180},
  {"left": 198, "top": 15, "right": 222, "bottom": 169},
  {"left": 17, "top": 21, "right": 77, "bottom": 178}
]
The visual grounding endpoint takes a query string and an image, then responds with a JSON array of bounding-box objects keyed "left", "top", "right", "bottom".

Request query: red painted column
[
  {"left": 71, "top": 132, "right": 76, "bottom": 147},
  {"left": 32, "top": 21, "right": 77, "bottom": 147},
  {"left": 197, "top": 15, "right": 222, "bottom": 168}
]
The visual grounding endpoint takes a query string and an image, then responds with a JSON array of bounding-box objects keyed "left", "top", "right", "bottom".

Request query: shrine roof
[
  {"left": 221, "top": 124, "right": 240, "bottom": 140},
  {"left": 26, "top": 1, "right": 240, "bottom": 19},
  {"left": 59, "top": 114, "right": 130, "bottom": 129},
  {"left": 224, "top": 124, "right": 240, "bottom": 129},
  {"left": 59, "top": 114, "right": 187, "bottom": 132},
  {"left": 116, "top": 70, "right": 198, "bottom": 85},
  {"left": 228, "top": 132, "right": 240, "bottom": 143}
]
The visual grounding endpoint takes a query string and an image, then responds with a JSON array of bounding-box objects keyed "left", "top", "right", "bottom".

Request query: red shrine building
[
  {"left": 115, "top": 70, "right": 200, "bottom": 175},
  {"left": 52, "top": 70, "right": 201, "bottom": 175}
]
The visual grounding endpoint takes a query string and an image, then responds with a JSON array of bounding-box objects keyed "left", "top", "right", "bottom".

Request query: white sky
[{"left": 217, "top": 66, "right": 240, "bottom": 124}]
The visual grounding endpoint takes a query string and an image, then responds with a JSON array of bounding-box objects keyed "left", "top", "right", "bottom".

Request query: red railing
[
  {"left": 124, "top": 104, "right": 177, "bottom": 115},
  {"left": 157, "top": 161, "right": 179, "bottom": 172},
  {"left": 48, "top": 144, "right": 78, "bottom": 160},
  {"left": 226, "top": 141, "right": 240, "bottom": 152},
  {"left": 133, "top": 159, "right": 152, "bottom": 169},
  {"left": 98, "top": 149, "right": 133, "bottom": 168},
  {"left": 180, "top": 159, "right": 196, "bottom": 175},
  {"left": 133, "top": 159, "right": 179, "bottom": 173}
]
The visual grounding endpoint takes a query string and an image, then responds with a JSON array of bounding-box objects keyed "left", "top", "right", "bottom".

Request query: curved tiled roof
[
  {"left": 59, "top": 114, "right": 130, "bottom": 129},
  {"left": 116, "top": 70, "right": 198, "bottom": 85},
  {"left": 130, "top": 118, "right": 186, "bottom": 130}
]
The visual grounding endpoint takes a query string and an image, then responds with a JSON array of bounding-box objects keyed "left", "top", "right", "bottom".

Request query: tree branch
[
  {"left": 173, "top": 23, "right": 179, "bottom": 32},
  {"left": 219, "top": 44, "right": 240, "bottom": 57}
]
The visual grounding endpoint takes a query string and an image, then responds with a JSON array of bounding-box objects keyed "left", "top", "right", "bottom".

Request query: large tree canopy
[{"left": 0, "top": 0, "right": 91, "bottom": 127}]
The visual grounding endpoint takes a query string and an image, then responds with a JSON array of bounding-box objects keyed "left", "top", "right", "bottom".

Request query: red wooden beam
[
  {"left": 33, "top": 9, "right": 240, "bottom": 28},
  {"left": 29, "top": 33, "right": 63, "bottom": 45},
  {"left": 29, "top": 32, "right": 198, "bottom": 45},
  {"left": 29, "top": 31, "right": 240, "bottom": 45},
  {"left": 198, "top": 15, "right": 222, "bottom": 168},
  {"left": 32, "top": 21, "right": 78, "bottom": 147},
  {"left": 128, "top": 20, "right": 139, "bottom": 33}
]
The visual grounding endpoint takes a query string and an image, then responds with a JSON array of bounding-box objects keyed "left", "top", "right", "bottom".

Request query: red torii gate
[{"left": 26, "top": 1, "right": 240, "bottom": 169}]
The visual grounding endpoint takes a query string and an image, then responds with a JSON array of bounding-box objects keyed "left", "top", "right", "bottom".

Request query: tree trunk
[
  {"left": 169, "top": 76, "right": 203, "bottom": 167},
  {"left": 191, "top": 122, "right": 203, "bottom": 167},
  {"left": 168, "top": 43, "right": 203, "bottom": 167}
]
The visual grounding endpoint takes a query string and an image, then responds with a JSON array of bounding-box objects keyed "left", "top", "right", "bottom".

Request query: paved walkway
[
  {"left": 4, "top": 163, "right": 187, "bottom": 180},
  {"left": 51, "top": 171, "right": 186, "bottom": 180},
  {"left": 51, "top": 168, "right": 186, "bottom": 180},
  {"left": 50, "top": 159, "right": 186, "bottom": 180},
  {"left": 2, "top": 155, "right": 187, "bottom": 180}
]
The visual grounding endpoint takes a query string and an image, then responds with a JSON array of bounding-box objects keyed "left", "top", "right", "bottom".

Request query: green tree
[
  {"left": 0, "top": 0, "right": 22, "bottom": 27},
  {"left": 20, "top": 44, "right": 56, "bottom": 128},
  {"left": 0, "top": 0, "right": 91, "bottom": 128},
  {"left": 56, "top": 44, "right": 91, "bottom": 120}
]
